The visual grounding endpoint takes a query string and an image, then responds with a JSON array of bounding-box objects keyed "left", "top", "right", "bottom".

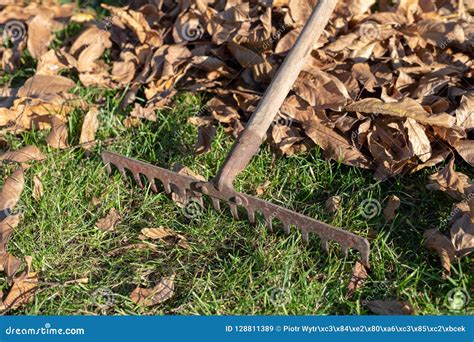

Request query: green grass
[{"left": 1, "top": 90, "right": 473, "bottom": 315}]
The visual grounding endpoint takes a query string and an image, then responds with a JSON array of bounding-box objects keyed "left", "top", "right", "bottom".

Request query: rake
[{"left": 101, "top": 0, "right": 370, "bottom": 267}]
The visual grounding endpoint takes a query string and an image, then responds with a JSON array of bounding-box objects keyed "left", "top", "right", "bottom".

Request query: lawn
[{"left": 1, "top": 88, "right": 472, "bottom": 315}]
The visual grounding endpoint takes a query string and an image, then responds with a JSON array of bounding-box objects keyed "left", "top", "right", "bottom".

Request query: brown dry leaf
[
  {"left": 195, "top": 125, "right": 216, "bottom": 155},
  {"left": 255, "top": 180, "right": 271, "bottom": 197},
  {"left": 45, "top": 116, "right": 69, "bottom": 149},
  {"left": 450, "top": 213, "right": 474, "bottom": 257},
  {"left": 32, "top": 175, "right": 43, "bottom": 201},
  {"left": 303, "top": 118, "right": 371, "bottom": 169},
  {"left": 347, "top": 260, "right": 368, "bottom": 298},
  {"left": 293, "top": 70, "right": 350, "bottom": 111},
  {"left": 18, "top": 75, "right": 74, "bottom": 98},
  {"left": 454, "top": 140, "right": 474, "bottom": 167},
  {"left": 404, "top": 118, "right": 431, "bottom": 162},
  {"left": 325, "top": 195, "right": 342, "bottom": 214},
  {"left": 130, "top": 274, "right": 175, "bottom": 307},
  {"left": 27, "top": 13, "right": 62, "bottom": 59},
  {"left": 426, "top": 159, "right": 474, "bottom": 200},
  {"left": 101, "top": 4, "right": 162, "bottom": 46},
  {"left": 383, "top": 195, "right": 400, "bottom": 222},
  {"left": 0, "top": 252, "right": 21, "bottom": 278},
  {"left": 366, "top": 300, "right": 414, "bottom": 315},
  {"left": 79, "top": 107, "right": 99, "bottom": 150},
  {"left": 0, "top": 214, "right": 20, "bottom": 246},
  {"left": 346, "top": 98, "right": 456, "bottom": 128},
  {"left": 141, "top": 227, "right": 190, "bottom": 249},
  {"left": 130, "top": 103, "right": 157, "bottom": 122},
  {"left": 0, "top": 168, "right": 24, "bottom": 216},
  {"left": 0, "top": 268, "right": 38, "bottom": 312},
  {"left": 0, "top": 145, "right": 45, "bottom": 164},
  {"left": 96, "top": 208, "right": 121, "bottom": 232},
  {"left": 423, "top": 229, "right": 456, "bottom": 278}
]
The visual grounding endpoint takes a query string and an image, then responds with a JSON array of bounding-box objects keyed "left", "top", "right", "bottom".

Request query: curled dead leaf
[
  {"left": 130, "top": 274, "right": 175, "bottom": 307},
  {"left": 96, "top": 208, "right": 121, "bottom": 232},
  {"left": 383, "top": 195, "right": 400, "bottom": 222},
  {"left": 423, "top": 229, "right": 456, "bottom": 279}
]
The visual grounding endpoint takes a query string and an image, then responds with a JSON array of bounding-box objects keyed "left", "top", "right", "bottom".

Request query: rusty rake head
[{"left": 101, "top": 151, "right": 370, "bottom": 267}]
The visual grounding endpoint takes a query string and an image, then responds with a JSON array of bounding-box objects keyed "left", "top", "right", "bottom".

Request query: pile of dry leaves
[{"left": 0, "top": 0, "right": 473, "bottom": 313}]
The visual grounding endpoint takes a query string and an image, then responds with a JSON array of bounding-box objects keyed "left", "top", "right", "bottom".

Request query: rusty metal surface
[{"left": 101, "top": 151, "right": 370, "bottom": 267}]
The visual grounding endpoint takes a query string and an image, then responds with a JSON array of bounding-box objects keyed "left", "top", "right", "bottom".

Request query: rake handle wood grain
[{"left": 213, "top": 0, "right": 338, "bottom": 190}]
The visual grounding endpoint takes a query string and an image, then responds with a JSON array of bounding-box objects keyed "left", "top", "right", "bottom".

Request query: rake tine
[
  {"left": 246, "top": 208, "right": 255, "bottom": 224},
  {"left": 229, "top": 203, "right": 239, "bottom": 220},
  {"left": 264, "top": 213, "right": 273, "bottom": 233},
  {"left": 163, "top": 181, "right": 172, "bottom": 194},
  {"left": 211, "top": 197, "right": 221, "bottom": 211},
  {"left": 148, "top": 177, "right": 158, "bottom": 192},
  {"left": 321, "top": 238, "right": 329, "bottom": 253},
  {"left": 133, "top": 172, "right": 143, "bottom": 188}
]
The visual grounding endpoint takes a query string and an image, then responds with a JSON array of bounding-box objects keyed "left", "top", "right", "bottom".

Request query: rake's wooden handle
[{"left": 213, "top": 0, "right": 338, "bottom": 190}]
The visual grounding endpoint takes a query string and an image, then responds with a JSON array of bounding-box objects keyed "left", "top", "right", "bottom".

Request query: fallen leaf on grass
[
  {"left": 195, "top": 125, "right": 216, "bottom": 155},
  {"left": 0, "top": 168, "right": 24, "bottom": 217},
  {"left": 255, "top": 180, "right": 271, "bottom": 197},
  {"left": 347, "top": 260, "right": 368, "bottom": 298},
  {"left": 140, "top": 227, "right": 190, "bottom": 248},
  {"left": 383, "top": 195, "right": 400, "bottom": 222},
  {"left": 0, "top": 146, "right": 45, "bottom": 164},
  {"left": 325, "top": 196, "right": 342, "bottom": 214},
  {"left": 17, "top": 75, "right": 74, "bottom": 98},
  {"left": 450, "top": 213, "right": 474, "bottom": 258},
  {"left": 303, "top": 118, "right": 371, "bottom": 169},
  {"left": 45, "top": 116, "right": 69, "bottom": 150},
  {"left": 0, "top": 214, "right": 20, "bottom": 247},
  {"left": 79, "top": 107, "right": 100, "bottom": 150},
  {"left": 95, "top": 208, "right": 121, "bottom": 232},
  {"left": 365, "top": 300, "right": 414, "bottom": 315},
  {"left": 130, "top": 103, "right": 157, "bottom": 122},
  {"left": 426, "top": 159, "right": 474, "bottom": 200},
  {"left": 0, "top": 252, "right": 21, "bottom": 278},
  {"left": 0, "top": 269, "right": 38, "bottom": 312},
  {"left": 130, "top": 274, "right": 175, "bottom": 307},
  {"left": 32, "top": 175, "right": 44, "bottom": 201},
  {"left": 423, "top": 229, "right": 456, "bottom": 278},
  {"left": 346, "top": 98, "right": 455, "bottom": 128}
]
